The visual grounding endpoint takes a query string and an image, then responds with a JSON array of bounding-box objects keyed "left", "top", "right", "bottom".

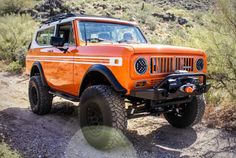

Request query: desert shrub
[
  {"left": 6, "top": 61, "right": 22, "bottom": 73},
  {"left": 0, "top": 14, "right": 38, "bottom": 65},
  {"left": 0, "top": 142, "right": 21, "bottom": 158},
  {"left": 0, "top": 0, "right": 35, "bottom": 15},
  {"left": 205, "top": 102, "right": 236, "bottom": 130},
  {"left": 168, "top": 0, "right": 236, "bottom": 103},
  {"left": 145, "top": 16, "right": 157, "bottom": 31}
]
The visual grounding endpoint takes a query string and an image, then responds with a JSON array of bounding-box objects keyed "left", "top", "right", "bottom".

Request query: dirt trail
[{"left": 0, "top": 72, "right": 235, "bottom": 158}]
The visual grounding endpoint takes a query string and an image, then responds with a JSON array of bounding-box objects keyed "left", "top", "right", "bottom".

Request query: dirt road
[{"left": 0, "top": 72, "right": 235, "bottom": 158}]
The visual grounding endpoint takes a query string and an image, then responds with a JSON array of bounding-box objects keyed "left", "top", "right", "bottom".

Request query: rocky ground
[
  {"left": 145, "top": 0, "right": 214, "bottom": 11},
  {"left": 0, "top": 72, "right": 236, "bottom": 158},
  {"left": 26, "top": 0, "right": 214, "bottom": 24}
]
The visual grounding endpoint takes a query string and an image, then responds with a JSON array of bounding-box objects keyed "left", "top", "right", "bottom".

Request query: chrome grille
[
  {"left": 150, "top": 57, "right": 194, "bottom": 74},
  {"left": 175, "top": 57, "right": 194, "bottom": 72}
]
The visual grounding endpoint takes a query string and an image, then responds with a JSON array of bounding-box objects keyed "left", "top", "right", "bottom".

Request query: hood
[{"left": 128, "top": 44, "right": 204, "bottom": 56}]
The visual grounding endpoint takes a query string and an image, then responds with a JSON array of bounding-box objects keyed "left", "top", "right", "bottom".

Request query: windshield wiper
[{"left": 87, "top": 38, "right": 113, "bottom": 44}]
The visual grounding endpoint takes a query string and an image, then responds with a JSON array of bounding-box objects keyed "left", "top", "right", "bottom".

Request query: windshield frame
[{"left": 77, "top": 20, "right": 148, "bottom": 45}]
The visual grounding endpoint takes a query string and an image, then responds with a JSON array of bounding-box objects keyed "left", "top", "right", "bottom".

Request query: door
[{"left": 46, "top": 22, "right": 76, "bottom": 94}]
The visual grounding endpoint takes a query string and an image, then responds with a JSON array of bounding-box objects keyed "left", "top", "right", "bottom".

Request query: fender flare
[
  {"left": 80, "top": 65, "right": 127, "bottom": 95},
  {"left": 30, "top": 61, "right": 48, "bottom": 87}
]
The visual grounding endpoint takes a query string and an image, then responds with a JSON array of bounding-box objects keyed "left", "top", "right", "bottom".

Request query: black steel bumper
[{"left": 130, "top": 73, "right": 211, "bottom": 101}]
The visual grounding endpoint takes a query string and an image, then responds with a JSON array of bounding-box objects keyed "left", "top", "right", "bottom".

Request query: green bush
[
  {"left": 0, "top": 0, "right": 35, "bottom": 15},
  {"left": 0, "top": 142, "right": 21, "bottom": 158},
  {"left": 0, "top": 14, "right": 38, "bottom": 65},
  {"left": 6, "top": 61, "right": 22, "bottom": 73}
]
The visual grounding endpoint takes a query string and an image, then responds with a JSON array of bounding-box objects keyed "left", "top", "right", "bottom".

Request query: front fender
[{"left": 80, "top": 65, "right": 127, "bottom": 95}]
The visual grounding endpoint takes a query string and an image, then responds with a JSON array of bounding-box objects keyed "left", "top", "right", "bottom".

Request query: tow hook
[{"left": 180, "top": 83, "right": 196, "bottom": 94}]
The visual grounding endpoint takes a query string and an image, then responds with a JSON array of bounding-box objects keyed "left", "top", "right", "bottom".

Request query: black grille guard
[
  {"left": 154, "top": 73, "right": 206, "bottom": 89},
  {"left": 130, "top": 73, "right": 211, "bottom": 101}
]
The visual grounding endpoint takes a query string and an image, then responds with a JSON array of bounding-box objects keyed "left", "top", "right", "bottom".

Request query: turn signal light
[
  {"left": 136, "top": 81, "right": 147, "bottom": 88},
  {"left": 184, "top": 87, "right": 194, "bottom": 93}
]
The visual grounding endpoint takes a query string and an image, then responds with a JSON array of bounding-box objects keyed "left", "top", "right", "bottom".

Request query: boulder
[
  {"left": 152, "top": 13, "right": 176, "bottom": 22},
  {"left": 178, "top": 17, "right": 188, "bottom": 25},
  {"left": 34, "top": 0, "right": 72, "bottom": 18},
  {"left": 152, "top": 13, "right": 163, "bottom": 18},
  {"left": 163, "top": 13, "right": 176, "bottom": 21}
]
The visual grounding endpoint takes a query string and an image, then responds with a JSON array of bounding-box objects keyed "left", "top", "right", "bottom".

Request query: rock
[
  {"left": 92, "top": 3, "right": 108, "bottom": 9},
  {"left": 231, "top": 121, "right": 236, "bottom": 128},
  {"left": 152, "top": 13, "right": 176, "bottom": 21},
  {"left": 100, "top": 4, "right": 108, "bottom": 9},
  {"left": 34, "top": 0, "right": 72, "bottom": 18},
  {"left": 163, "top": 13, "right": 176, "bottom": 21},
  {"left": 186, "top": 24, "right": 193, "bottom": 28},
  {"left": 152, "top": 13, "right": 163, "bottom": 18},
  {"left": 178, "top": 17, "right": 188, "bottom": 25},
  {"left": 113, "top": 5, "right": 122, "bottom": 10},
  {"left": 80, "top": 10, "right": 86, "bottom": 15},
  {"left": 185, "top": 3, "right": 194, "bottom": 10},
  {"left": 147, "top": 0, "right": 214, "bottom": 11},
  {"left": 105, "top": 11, "right": 111, "bottom": 17},
  {"left": 207, "top": 120, "right": 216, "bottom": 128}
]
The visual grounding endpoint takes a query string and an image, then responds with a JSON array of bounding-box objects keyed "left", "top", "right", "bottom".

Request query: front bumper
[{"left": 130, "top": 73, "right": 211, "bottom": 101}]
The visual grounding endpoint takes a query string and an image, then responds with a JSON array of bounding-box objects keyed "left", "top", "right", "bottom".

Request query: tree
[
  {"left": 206, "top": 0, "right": 236, "bottom": 99},
  {"left": 169, "top": 0, "right": 236, "bottom": 101}
]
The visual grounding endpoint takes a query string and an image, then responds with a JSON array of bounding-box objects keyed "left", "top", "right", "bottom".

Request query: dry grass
[
  {"left": 0, "top": 61, "right": 7, "bottom": 72},
  {"left": 204, "top": 103, "right": 236, "bottom": 131}
]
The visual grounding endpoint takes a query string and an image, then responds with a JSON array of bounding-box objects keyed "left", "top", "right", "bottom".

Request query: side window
[
  {"left": 36, "top": 27, "right": 55, "bottom": 46},
  {"left": 79, "top": 22, "right": 86, "bottom": 41},
  {"left": 57, "top": 22, "right": 75, "bottom": 45}
]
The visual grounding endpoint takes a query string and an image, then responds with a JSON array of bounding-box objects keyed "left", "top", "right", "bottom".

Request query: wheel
[
  {"left": 28, "top": 76, "right": 53, "bottom": 115},
  {"left": 164, "top": 95, "right": 206, "bottom": 128},
  {"left": 80, "top": 85, "right": 127, "bottom": 150}
]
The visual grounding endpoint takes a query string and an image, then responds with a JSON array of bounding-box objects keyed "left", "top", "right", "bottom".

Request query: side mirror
[{"left": 50, "top": 36, "right": 65, "bottom": 47}]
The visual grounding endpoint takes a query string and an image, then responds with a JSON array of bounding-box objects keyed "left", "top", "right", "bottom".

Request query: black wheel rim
[
  {"left": 31, "top": 86, "right": 38, "bottom": 106},
  {"left": 86, "top": 103, "right": 103, "bottom": 126},
  {"left": 174, "top": 104, "right": 187, "bottom": 117}
]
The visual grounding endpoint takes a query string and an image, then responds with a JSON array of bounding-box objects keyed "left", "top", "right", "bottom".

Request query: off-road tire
[
  {"left": 28, "top": 76, "right": 53, "bottom": 115},
  {"left": 164, "top": 95, "right": 206, "bottom": 128},
  {"left": 80, "top": 85, "right": 127, "bottom": 150}
]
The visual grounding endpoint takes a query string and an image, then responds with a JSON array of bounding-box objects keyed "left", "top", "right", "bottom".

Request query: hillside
[{"left": 31, "top": 0, "right": 214, "bottom": 43}]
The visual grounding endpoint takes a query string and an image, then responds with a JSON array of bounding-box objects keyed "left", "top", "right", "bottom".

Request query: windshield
[{"left": 78, "top": 21, "right": 147, "bottom": 44}]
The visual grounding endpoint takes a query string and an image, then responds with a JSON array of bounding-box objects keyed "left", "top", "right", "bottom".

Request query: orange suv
[{"left": 26, "top": 13, "right": 211, "bottom": 149}]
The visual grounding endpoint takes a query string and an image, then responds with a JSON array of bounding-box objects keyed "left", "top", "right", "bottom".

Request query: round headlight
[
  {"left": 135, "top": 58, "right": 147, "bottom": 75},
  {"left": 196, "top": 58, "right": 204, "bottom": 71}
]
